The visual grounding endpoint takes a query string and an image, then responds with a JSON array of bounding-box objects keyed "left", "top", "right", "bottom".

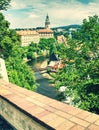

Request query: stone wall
[
  {"left": 0, "top": 97, "right": 50, "bottom": 130},
  {"left": 0, "top": 80, "right": 99, "bottom": 130}
]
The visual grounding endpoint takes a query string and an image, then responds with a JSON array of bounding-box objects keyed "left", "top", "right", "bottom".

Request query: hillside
[{"left": 52, "top": 24, "right": 81, "bottom": 31}]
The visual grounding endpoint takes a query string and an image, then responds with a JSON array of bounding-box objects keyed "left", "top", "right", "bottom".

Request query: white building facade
[
  {"left": 16, "top": 15, "right": 54, "bottom": 46},
  {"left": 0, "top": 58, "right": 9, "bottom": 82}
]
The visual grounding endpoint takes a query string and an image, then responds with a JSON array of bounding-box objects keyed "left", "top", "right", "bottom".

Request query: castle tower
[{"left": 45, "top": 14, "right": 50, "bottom": 29}]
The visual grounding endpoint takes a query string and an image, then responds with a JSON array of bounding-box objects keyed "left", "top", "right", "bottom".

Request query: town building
[
  {"left": 16, "top": 15, "right": 54, "bottom": 46},
  {"left": 38, "top": 28, "right": 53, "bottom": 39},
  {"left": 45, "top": 14, "right": 50, "bottom": 29},
  {"left": 16, "top": 30, "right": 39, "bottom": 46},
  {"left": 57, "top": 35, "right": 67, "bottom": 44}
]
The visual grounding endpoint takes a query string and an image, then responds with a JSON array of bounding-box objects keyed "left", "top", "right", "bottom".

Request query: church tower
[{"left": 45, "top": 14, "right": 50, "bottom": 29}]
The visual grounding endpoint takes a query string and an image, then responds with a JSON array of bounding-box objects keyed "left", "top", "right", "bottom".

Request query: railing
[{"left": 0, "top": 79, "right": 99, "bottom": 130}]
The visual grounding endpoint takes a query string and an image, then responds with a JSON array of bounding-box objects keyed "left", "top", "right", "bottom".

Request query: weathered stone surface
[
  {"left": 0, "top": 98, "right": 50, "bottom": 130},
  {"left": 0, "top": 79, "right": 99, "bottom": 130}
]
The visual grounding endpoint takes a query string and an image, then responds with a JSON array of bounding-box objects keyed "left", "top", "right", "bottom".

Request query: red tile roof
[
  {"left": 16, "top": 30, "right": 39, "bottom": 35},
  {"left": 37, "top": 29, "right": 53, "bottom": 33}
]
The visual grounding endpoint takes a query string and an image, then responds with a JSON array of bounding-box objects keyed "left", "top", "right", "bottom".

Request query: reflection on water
[
  {"left": 27, "top": 56, "right": 48, "bottom": 70},
  {"left": 28, "top": 56, "right": 58, "bottom": 99}
]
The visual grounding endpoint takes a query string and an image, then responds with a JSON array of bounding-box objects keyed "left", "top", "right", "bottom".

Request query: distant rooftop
[
  {"left": 16, "top": 30, "right": 39, "bottom": 35},
  {"left": 37, "top": 29, "right": 53, "bottom": 33}
]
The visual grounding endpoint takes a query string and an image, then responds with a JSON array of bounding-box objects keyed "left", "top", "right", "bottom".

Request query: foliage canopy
[
  {"left": 0, "top": 12, "right": 36, "bottom": 91},
  {"left": 0, "top": 0, "right": 11, "bottom": 10},
  {"left": 52, "top": 15, "right": 99, "bottom": 114}
]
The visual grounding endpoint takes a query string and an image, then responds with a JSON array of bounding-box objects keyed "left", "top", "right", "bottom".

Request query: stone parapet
[{"left": 0, "top": 79, "right": 99, "bottom": 130}]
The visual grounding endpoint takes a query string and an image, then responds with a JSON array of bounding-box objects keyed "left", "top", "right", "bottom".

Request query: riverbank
[
  {"left": 35, "top": 70, "right": 58, "bottom": 99},
  {"left": 28, "top": 56, "right": 58, "bottom": 99}
]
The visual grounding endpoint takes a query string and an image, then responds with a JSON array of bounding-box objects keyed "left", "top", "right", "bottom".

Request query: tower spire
[{"left": 45, "top": 14, "right": 50, "bottom": 29}]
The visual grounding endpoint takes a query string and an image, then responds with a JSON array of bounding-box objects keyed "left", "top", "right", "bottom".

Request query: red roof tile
[
  {"left": 16, "top": 30, "right": 39, "bottom": 35},
  {"left": 37, "top": 29, "right": 53, "bottom": 33}
]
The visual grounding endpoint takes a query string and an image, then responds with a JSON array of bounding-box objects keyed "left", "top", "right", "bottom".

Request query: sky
[{"left": 2, "top": 0, "right": 99, "bottom": 29}]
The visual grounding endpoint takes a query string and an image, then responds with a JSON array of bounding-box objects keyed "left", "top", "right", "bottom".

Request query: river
[{"left": 28, "top": 56, "right": 58, "bottom": 99}]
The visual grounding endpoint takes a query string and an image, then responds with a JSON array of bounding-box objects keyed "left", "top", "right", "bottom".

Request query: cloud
[
  {"left": 28, "top": 13, "right": 39, "bottom": 18},
  {"left": 45, "top": 0, "right": 99, "bottom": 26},
  {"left": 10, "top": 1, "right": 27, "bottom": 9},
  {"left": 2, "top": 0, "right": 99, "bottom": 28}
]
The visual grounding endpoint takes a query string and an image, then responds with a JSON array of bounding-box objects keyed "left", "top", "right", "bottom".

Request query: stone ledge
[{"left": 0, "top": 79, "right": 99, "bottom": 130}]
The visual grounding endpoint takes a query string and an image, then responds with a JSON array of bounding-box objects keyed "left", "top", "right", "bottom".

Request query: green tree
[
  {"left": 52, "top": 15, "right": 99, "bottom": 114},
  {"left": 27, "top": 42, "right": 41, "bottom": 60},
  {"left": 0, "top": 13, "right": 20, "bottom": 58},
  {"left": 6, "top": 57, "right": 37, "bottom": 91},
  {"left": 0, "top": 12, "right": 37, "bottom": 91},
  {"left": 38, "top": 38, "right": 56, "bottom": 50},
  {"left": 0, "top": 0, "right": 11, "bottom": 10}
]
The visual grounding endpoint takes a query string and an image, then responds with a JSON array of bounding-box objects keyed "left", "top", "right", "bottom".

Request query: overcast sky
[{"left": 2, "top": 0, "right": 99, "bottom": 28}]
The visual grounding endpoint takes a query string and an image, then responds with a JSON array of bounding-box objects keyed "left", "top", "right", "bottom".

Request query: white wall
[{"left": 0, "top": 58, "right": 9, "bottom": 82}]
